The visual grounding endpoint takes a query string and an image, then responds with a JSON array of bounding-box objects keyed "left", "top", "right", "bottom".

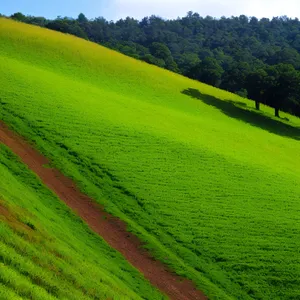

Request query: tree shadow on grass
[{"left": 182, "top": 88, "right": 300, "bottom": 141}]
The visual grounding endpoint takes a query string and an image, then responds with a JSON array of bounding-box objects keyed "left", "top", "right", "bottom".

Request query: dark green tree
[
  {"left": 189, "top": 57, "right": 224, "bottom": 86},
  {"left": 265, "top": 64, "right": 300, "bottom": 117},
  {"left": 150, "top": 42, "right": 177, "bottom": 71},
  {"left": 10, "top": 12, "right": 27, "bottom": 22},
  {"left": 245, "top": 69, "right": 268, "bottom": 110},
  {"left": 77, "top": 13, "right": 88, "bottom": 23}
]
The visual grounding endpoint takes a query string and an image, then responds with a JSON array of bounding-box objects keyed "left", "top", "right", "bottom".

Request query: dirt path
[{"left": 0, "top": 121, "right": 207, "bottom": 300}]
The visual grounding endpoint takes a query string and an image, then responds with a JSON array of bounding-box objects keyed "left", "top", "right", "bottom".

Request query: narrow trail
[{"left": 0, "top": 121, "right": 207, "bottom": 300}]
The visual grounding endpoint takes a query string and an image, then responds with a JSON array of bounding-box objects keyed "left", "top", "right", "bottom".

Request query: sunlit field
[
  {"left": 0, "top": 143, "right": 165, "bottom": 299},
  {"left": 1, "top": 18, "right": 300, "bottom": 299}
]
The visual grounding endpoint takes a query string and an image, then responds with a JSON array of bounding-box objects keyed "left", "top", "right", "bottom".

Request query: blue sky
[{"left": 1, "top": 0, "right": 300, "bottom": 21}]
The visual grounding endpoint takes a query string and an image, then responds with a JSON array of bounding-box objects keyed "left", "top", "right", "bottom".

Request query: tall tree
[
  {"left": 245, "top": 69, "right": 268, "bottom": 110},
  {"left": 77, "top": 13, "right": 88, "bottom": 23},
  {"left": 265, "top": 64, "right": 300, "bottom": 117}
]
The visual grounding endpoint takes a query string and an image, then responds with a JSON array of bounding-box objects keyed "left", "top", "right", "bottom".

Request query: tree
[
  {"left": 27, "top": 16, "right": 48, "bottom": 26},
  {"left": 150, "top": 42, "right": 177, "bottom": 71},
  {"left": 150, "top": 42, "right": 171, "bottom": 60},
  {"left": 46, "top": 18, "right": 88, "bottom": 40},
  {"left": 265, "top": 64, "right": 300, "bottom": 117},
  {"left": 245, "top": 69, "right": 268, "bottom": 110},
  {"left": 189, "top": 57, "right": 224, "bottom": 87},
  {"left": 267, "top": 48, "right": 300, "bottom": 69},
  {"left": 221, "top": 61, "right": 251, "bottom": 93},
  {"left": 177, "top": 53, "right": 200, "bottom": 75},
  {"left": 142, "top": 54, "right": 165, "bottom": 68},
  {"left": 77, "top": 13, "right": 88, "bottom": 23},
  {"left": 11, "top": 12, "right": 27, "bottom": 22}
]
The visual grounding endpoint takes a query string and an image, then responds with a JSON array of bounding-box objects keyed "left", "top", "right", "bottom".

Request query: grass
[
  {"left": 1, "top": 18, "right": 300, "bottom": 299},
  {"left": 0, "top": 144, "right": 165, "bottom": 299}
]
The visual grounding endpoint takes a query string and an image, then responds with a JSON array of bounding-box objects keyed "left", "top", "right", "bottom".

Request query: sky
[{"left": 1, "top": 0, "right": 300, "bottom": 21}]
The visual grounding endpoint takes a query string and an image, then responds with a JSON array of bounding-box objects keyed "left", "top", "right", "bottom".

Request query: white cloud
[{"left": 112, "top": 0, "right": 300, "bottom": 20}]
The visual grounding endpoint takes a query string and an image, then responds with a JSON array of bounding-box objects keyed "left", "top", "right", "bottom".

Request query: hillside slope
[
  {"left": 0, "top": 121, "right": 204, "bottom": 300},
  {"left": 0, "top": 144, "right": 164, "bottom": 299},
  {"left": 1, "top": 18, "right": 300, "bottom": 299}
]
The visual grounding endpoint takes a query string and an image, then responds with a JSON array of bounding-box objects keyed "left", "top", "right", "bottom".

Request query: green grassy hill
[
  {"left": 1, "top": 18, "right": 300, "bottom": 299},
  {"left": 0, "top": 143, "right": 164, "bottom": 300}
]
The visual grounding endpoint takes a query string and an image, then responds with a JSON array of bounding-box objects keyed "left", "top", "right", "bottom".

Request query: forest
[{"left": 6, "top": 11, "right": 300, "bottom": 117}]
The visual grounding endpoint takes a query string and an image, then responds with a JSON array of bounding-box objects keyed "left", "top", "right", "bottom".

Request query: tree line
[{"left": 6, "top": 11, "right": 300, "bottom": 117}]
